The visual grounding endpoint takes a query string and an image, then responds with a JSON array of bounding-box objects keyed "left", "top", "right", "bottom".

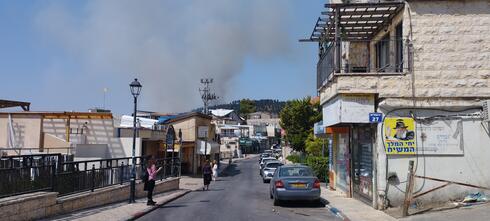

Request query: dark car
[{"left": 269, "top": 165, "right": 321, "bottom": 206}]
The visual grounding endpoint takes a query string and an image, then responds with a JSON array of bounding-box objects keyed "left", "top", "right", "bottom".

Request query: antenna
[{"left": 103, "top": 88, "right": 108, "bottom": 109}]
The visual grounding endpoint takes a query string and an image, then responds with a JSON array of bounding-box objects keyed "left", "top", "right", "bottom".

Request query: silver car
[
  {"left": 269, "top": 165, "right": 321, "bottom": 206},
  {"left": 259, "top": 157, "right": 276, "bottom": 170},
  {"left": 261, "top": 161, "right": 283, "bottom": 183}
]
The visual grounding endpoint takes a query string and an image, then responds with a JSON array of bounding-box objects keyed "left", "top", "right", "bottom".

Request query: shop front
[{"left": 323, "top": 94, "right": 376, "bottom": 205}]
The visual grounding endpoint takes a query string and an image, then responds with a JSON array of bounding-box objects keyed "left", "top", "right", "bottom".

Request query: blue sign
[{"left": 369, "top": 113, "right": 383, "bottom": 123}]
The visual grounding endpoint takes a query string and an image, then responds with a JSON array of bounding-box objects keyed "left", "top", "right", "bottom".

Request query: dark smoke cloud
[{"left": 35, "top": 0, "right": 291, "bottom": 112}]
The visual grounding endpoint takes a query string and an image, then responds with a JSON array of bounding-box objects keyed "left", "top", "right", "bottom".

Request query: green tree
[
  {"left": 279, "top": 97, "right": 321, "bottom": 152},
  {"left": 239, "top": 99, "right": 256, "bottom": 118},
  {"left": 305, "top": 133, "right": 324, "bottom": 156}
]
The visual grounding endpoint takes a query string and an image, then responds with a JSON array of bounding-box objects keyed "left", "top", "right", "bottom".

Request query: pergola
[
  {"left": 0, "top": 99, "right": 30, "bottom": 111},
  {"left": 300, "top": 2, "right": 404, "bottom": 42}
]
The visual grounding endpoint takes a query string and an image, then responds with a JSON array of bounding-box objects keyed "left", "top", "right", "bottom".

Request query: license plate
[{"left": 291, "top": 183, "right": 306, "bottom": 188}]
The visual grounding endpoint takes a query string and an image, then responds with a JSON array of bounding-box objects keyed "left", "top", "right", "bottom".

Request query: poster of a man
[
  {"left": 384, "top": 117, "right": 417, "bottom": 155},
  {"left": 393, "top": 120, "right": 415, "bottom": 140},
  {"left": 385, "top": 118, "right": 415, "bottom": 141}
]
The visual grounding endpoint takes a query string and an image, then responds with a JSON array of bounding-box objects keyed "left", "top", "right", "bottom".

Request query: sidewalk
[
  {"left": 43, "top": 189, "right": 190, "bottom": 221},
  {"left": 320, "top": 186, "right": 396, "bottom": 221},
  {"left": 320, "top": 185, "right": 490, "bottom": 221}
]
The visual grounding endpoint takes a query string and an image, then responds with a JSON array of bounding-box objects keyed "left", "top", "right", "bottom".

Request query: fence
[
  {"left": 316, "top": 38, "right": 412, "bottom": 89},
  {"left": 0, "top": 155, "right": 180, "bottom": 198}
]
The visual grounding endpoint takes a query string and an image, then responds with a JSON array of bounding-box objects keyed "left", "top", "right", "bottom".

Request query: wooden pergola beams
[
  {"left": 0, "top": 99, "right": 30, "bottom": 111},
  {"left": 300, "top": 2, "right": 404, "bottom": 42}
]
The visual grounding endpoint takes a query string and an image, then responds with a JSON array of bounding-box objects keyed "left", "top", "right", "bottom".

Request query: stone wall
[
  {"left": 408, "top": 0, "right": 490, "bottom": 99},
  {"left": 0, "top": 178, "right": 179, "bottom": 221},
  {"left": 319, "top": 0, "right": 490, "bottom": 106}
]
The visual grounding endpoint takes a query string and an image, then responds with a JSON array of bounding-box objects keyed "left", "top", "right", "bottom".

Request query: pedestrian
[
  {"left": 144, "top": 157, "right": 162, "bottom": 206},
  {"left": 202, "top": 160, "right": 212, "bottom": 190},
  {"left": 212, "top": 160, "right": 218, "bottom": 181}
]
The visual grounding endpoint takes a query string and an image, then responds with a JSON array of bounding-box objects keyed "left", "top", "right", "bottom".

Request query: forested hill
[{"left": 194, "top": 99, "right": 286, "bottom": 114}]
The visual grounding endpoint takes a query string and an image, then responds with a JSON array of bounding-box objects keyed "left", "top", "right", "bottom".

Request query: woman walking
[
  {"left": 212, "top": 160, "right": 218, "bottom": 181},
  {"left": 202, "top": 160, "right": 212, "bottom": 191},
  {"left": 144, "top": 158, "right": 161, "bottom": 205}
]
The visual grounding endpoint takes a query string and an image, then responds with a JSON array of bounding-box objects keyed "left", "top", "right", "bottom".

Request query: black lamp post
[{"left": 129, "top": 78, "right": 142, "bottom": 204}]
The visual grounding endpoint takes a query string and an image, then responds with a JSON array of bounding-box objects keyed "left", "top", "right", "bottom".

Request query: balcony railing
[{"left": 317, "top": 38, "right": 412, "bottom": 90}]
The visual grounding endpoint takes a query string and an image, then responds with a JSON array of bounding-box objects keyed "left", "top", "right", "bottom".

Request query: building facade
[
  {"left": 165, "top": 112, "right": 219, "bottom": 175},
  {"left": 304, "top": 0, "right": 490, "bottom": 209}
]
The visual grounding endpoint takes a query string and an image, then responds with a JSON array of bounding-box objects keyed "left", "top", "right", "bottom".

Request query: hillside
[{"left": 194, "top": 99, "right": 286, "bottom": 115}]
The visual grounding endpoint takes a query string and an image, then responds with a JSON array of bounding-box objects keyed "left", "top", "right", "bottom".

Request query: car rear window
[
  {"left": 265, "top": 163, "right": 282, "bottom": 168},
  {"left": 279, "top": 167, "right": 314, "bottom": 177}
]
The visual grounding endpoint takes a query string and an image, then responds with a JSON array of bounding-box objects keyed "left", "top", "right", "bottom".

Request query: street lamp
[{"left": 129, "top": 78, "right": 142, "bottom": 204}]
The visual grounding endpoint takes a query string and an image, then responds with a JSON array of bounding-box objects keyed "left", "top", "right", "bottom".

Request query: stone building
[{"left": 303, "top": 0, "right": 490, "bottom": 209}]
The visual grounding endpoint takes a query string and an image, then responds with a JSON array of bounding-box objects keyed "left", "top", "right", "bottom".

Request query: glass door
[{"left": 352, "top": 125, "right": 374, "bottom": 203}]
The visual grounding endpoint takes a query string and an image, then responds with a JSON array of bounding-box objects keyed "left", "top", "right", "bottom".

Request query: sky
[{"left": 0, "top": 0, "right": 324, "bottom": 115}]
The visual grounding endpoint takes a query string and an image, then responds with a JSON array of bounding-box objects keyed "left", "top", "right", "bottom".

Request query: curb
[
  {"left": 321, "top": 197, "right": 351, "bottom": 221},
  {"left": 125, "top": 189, "right": 191, "bottom": 221}
]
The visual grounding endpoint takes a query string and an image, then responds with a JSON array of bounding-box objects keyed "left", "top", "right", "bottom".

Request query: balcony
[
  {"left": 317, "top": 38, "right": 411, "bottom": 90},
  {"left": 302, "top": 2, "right": 409, "bottom": 91}
]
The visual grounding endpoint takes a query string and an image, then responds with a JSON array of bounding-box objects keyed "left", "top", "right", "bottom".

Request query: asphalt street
[{"left": 138, "top": 157, "right": 341, "bottom": 221}]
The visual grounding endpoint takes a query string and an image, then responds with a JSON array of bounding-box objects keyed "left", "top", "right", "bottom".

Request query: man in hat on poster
[{"left": 393, "top": 119, "right": 414, "bottom": 140}]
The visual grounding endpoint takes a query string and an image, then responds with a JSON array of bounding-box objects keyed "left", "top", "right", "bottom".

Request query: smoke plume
[{"left": 35, "top": 0, "right": 291, "bottom": 113}]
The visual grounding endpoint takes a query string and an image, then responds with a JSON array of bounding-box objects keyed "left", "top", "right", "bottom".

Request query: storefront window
[{"left": 335, "top": 133, "right": 350, "bottom": 192}]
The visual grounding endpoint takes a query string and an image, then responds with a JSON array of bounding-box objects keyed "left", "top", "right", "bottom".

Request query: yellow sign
[{"left": 384, "top": 117, "right": 416, "bottom": 154}]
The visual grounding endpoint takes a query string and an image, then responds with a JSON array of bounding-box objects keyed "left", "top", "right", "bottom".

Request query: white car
[
  {"left": 259, "top": 157, "right": 277, "bottom": 174},
  {"left": 262, "top": 161, "right": 283, "bottom": 183}
]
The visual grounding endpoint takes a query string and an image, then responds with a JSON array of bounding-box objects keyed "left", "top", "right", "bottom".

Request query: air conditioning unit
[{"left": 482, "top": 100, "right": 490, "bottom": 121}]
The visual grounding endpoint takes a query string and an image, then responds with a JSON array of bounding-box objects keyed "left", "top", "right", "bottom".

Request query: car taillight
[
  {"left": 313, "top": 179, "right": 321, "bottom": 189},
  {"left": 275, "top": 180, "right": 284, "bottom": 188}
]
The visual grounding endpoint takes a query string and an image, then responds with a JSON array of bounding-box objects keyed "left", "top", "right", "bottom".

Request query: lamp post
[{"left": 129, "top": 78, "right": 142, "bottom": 204}]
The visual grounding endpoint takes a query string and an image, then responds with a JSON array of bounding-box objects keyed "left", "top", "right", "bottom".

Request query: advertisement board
[{"left": 384, "top": 117, "right": 416, "bottom": 154}]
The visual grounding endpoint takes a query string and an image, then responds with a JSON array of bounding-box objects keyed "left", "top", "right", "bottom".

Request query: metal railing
[
  {"left": 317, "top": 44, "right": 335, "bottom": 89},
  {"left": 0, "top": 147, "right": 73, "bottom": 155},
  {"left": 317, "top": 38, "right": 411, "bottom": 89},
  {"left": 0, "top": 155, "right": 180, "bottom": 198}
]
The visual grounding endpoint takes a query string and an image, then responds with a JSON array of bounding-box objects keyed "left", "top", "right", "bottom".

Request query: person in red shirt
[{"left": 145, "top": 158, "right": 162, "bottom": 205}]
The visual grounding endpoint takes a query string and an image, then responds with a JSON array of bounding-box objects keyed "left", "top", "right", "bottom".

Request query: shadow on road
[
  {"left": 276, "top": 200, "right": 326, "bottom": 208},
  {"left": 195, "top": 188, "right": 225, "bottom": 192},
  {"left": 220, "top": 164, "right": 241, "bottom": 177},
  {"left": 159, "top": 205, "right": 188, "bottom": 209}
]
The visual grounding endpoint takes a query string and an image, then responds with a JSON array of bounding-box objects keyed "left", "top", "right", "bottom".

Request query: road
[{"left": 139, "top": 157, "right": 341, "bottom": 221}]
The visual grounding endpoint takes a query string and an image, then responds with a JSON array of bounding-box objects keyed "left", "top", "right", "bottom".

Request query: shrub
[
  {"left": 286, "top": 154, "right": 328, "bottom": 182},
  {"left": 305, "top": 156, "right": 328, "bottom": 182},
  {"left": 286, "top": 154, "right": 303, "bottom": 163}
]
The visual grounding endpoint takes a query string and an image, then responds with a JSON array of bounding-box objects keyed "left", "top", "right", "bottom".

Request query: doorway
[{"left": 351, "top": 125, "right": 374, "bottom": 204}]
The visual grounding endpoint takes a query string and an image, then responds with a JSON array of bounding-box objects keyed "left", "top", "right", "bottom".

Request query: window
[
  {"left": 376, "top": 34, "right": 390, "bottom": 72},
  {"left": 279, "top": 167, "right": 314, "bottom": 177},
  {"left": 395, "top": 22, "right": 403, "bottom": 72}
]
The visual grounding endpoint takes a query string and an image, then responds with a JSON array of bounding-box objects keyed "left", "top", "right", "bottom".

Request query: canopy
[
  {"left": 120, "top": 115, "right": 158, "bottom": 129},
  {"left": 196, "top": 140, "right": 220, "bottom": 155}
]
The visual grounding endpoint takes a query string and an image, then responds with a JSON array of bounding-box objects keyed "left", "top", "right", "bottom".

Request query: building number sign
[{"left": 369, "top": 113, "right": 383, "bottom": 123}]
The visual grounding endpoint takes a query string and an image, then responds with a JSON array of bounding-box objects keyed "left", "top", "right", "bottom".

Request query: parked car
[
  {"left": 259, "top": 157, "right": 277, "bottom": 174},
  {"left": 261, "top": 161, "right": 283, "bottom": 183},
  {"left": 259, "top": 153, "right": 272, "bottom": 162},
  {"left": 269, "top": 164, "right": 321, "bottom": 206}
]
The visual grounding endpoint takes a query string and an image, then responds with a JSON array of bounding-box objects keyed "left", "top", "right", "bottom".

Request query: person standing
[
  {"left": 202, "top": 160, "right": 212, "bottom": 190},
  {"left": 212, "top": 160, "right": 218, "bottom": 181},
  {"left": 144, "top": 158, "right": 161, "bottom": 205}
]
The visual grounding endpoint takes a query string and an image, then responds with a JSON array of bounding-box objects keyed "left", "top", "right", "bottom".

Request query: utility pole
[
  {"left": 199, "top": 78, "right": 218, "bottom": 115},
  {"left": 199, "top": 78, "right": 218, "bottom": 161}
]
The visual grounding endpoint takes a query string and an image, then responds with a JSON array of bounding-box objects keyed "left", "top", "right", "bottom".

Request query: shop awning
[
  {"left": 196, "top": 140, "right": 219, "bottom": 155},
  {"left": 300, "top": 2, "right": 404, "bottom": 42}
]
